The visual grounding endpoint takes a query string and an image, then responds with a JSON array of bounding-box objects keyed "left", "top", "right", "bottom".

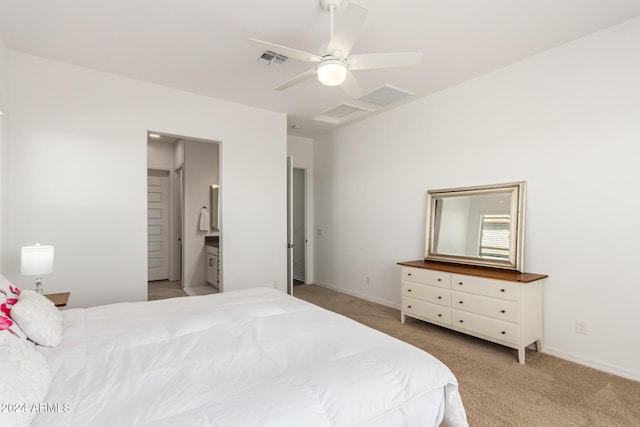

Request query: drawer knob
[
  {"left": 407, "top": 273, "right": 412, "bottom": 276},
  {"left": 438, "top": 314, "right": 442, "bottom": 317},
  {"left": 500, "top": 289, "right": 506, "bottom": 293},
  {"left": 501, "top": 331, "right": 506, "bottom": 335},
  {"left": 407, "top": 305, "right": 412, "bottom": 309},
  {"left": 458, "top": 301, "right": 464, "bottom": 304},
  {"left": 437, "top": 296, "right": 442, "bottom": 300},
  {"left": 437, "top": 278, "right": 442, "bottom": 282},
  {"left": 501, "top": 310, "right": 506, "bottom": 314},
  {"left": 459, "top": 320, "right": 464, "bottom": 323},
  {"left": 458, "top": 282, "right": 463, "bottom": 285},
  {"left": 408, "top": 289, "right": 412, "bottom": 292}
]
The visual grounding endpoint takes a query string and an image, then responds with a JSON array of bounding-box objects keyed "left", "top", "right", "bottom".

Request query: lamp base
[{"left": 34, "top": 276, "right": 44, "bottom": 295}]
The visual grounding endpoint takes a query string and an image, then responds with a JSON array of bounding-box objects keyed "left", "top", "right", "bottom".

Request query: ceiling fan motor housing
[
  {"left": 320, "top": 0, "right": 342, "bottom": 11},
  {"left": 317, "top": 58, "right": 347, "bottom": 86}
]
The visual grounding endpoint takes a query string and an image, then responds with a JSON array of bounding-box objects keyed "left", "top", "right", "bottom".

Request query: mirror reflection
[
  {"left": 210, "top": 184, "right": 219, "bottom": 230},
  {"left": 433, "top": 193, "right": 511, "bottom": 259},
  {"left": 425, "top": 182, "right": 525, "bottom": 271}
]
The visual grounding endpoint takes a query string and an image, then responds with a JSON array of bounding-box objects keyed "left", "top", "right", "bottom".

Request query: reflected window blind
[{"left": 479, "top": 214, "right": 510, "bottom": 259}]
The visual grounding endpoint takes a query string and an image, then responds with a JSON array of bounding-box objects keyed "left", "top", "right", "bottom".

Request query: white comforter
[{"left": 35, "top": 288, "right": 467, "bottom": 426}]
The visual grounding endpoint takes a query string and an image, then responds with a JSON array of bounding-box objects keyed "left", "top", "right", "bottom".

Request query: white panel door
[
  {"left": 287, "top": 156, "right": 293, "bottom": 295},
  {"left": 148, "top": 174, "right": 170, "bottom": 281}
]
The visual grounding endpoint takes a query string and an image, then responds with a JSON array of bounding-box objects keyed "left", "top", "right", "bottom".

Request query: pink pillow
[
  {"left": 0, "top": 313, "right": 25, "bottom": 339},
  {"left": 0, "top": 284, "right": 21, "bottom": 318},
  {"left": 0, "top": 274, "right": 26, "bottom": 339}
]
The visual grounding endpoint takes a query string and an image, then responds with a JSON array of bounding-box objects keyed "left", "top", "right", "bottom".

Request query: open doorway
[
  {"left": 292, "top": 167, "right": 306, "bottom": 285},
  {"left": 147, "top": 132, "right": 221, "bottom": 301}
]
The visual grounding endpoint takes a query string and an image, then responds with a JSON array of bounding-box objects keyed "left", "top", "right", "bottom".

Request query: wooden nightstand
[{"left": 44, "top": 292, "right": 70, "bottom": 309}]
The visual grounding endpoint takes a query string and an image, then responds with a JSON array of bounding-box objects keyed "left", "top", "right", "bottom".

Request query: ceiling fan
[{"left": 249, "top": 0, "right": 422, "bottom": 98}]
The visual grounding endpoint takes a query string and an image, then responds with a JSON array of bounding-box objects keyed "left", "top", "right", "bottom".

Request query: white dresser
[{"left": 398, "top": 260, "right": 547, "bottom": 364}]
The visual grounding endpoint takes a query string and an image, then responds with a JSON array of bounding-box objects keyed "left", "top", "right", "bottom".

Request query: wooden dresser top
[{"left": 397, "top": 260, "right": 548, "bottom": 283}]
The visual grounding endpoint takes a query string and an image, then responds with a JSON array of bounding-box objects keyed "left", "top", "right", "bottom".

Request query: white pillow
[
  {"left": 11, "top": 290, "right": 63, "bottom": 347},
  {"left": 0, "top": 330, "right": 52, "bottom": 426}
]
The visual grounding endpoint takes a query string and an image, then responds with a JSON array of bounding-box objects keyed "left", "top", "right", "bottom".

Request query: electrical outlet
[{"left": 575, "top": 320, "right": 587, "bottom": 335}]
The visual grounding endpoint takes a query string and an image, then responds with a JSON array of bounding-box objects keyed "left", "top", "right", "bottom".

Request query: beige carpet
[
  {"left": 148, "top": 280, "right": 187, "bottom": 300},
  {"left": 293, "top": 284, "right": 640, "bottom": 426}
]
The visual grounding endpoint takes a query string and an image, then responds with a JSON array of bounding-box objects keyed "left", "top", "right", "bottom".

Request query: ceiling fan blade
[
  {"left": 326, "top": 2, "right": 368, "bottom": 58},
  {"left": 249, "top": 38, "right": 322, "bottom": 63},
  {"left": 348, "top": 52, "right": 423, "bottom": 71},
  {"left": 339, "top": 71, "right": 364, "bottom": 99},
  {"left": 274, "top": 68, "right": 317, "bottom": 91}
]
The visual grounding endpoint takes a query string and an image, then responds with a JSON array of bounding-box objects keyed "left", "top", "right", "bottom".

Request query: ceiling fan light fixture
[{"left": 317, "top": 59, "right": 347, "bottom": 86}]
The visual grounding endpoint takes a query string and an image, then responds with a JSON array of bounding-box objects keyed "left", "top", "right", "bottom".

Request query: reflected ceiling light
[
  {"left": 148, "top": 133, "right": 161, "bottom": 139},
  {"left": 317, "top": 59, "right": 347, "bottom": 86}
]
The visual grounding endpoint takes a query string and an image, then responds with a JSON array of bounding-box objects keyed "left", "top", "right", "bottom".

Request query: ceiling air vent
[
  {"left": 257, "top": 50, "right": 288, "bottom": 66},
  {"left": 312, "top": 103, "right": 374, "bottom": 125},
  {"left": 358, "top": 84, "right": 414, "bottom": 107}
]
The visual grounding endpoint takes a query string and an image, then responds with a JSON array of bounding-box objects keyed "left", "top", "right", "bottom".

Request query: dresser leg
[
  {"left": 518, "top": 347, "right": 526, "bottom": 364},
  {"left": 401, "top": 312, "right": 405, "bottom": 324},
  {"left": 536, "top": 339, "right": 543, "bottom": 353}
]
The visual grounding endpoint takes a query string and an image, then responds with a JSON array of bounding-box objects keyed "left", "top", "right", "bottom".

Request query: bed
[{"left": 13, "top": 287, "right": 468, "bottom": 426}]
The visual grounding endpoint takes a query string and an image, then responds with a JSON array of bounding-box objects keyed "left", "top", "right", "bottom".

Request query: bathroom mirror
[
  {"left": 425, "top": 181, "right": 526, "bottom": 271},
  {"left": 210, "top": 184, "right": 219, "bottom": 230}
]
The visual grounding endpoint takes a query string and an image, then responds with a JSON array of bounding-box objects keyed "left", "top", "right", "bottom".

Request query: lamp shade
[
  {"left": 21, "top": 244, "right": 54, "bottom": 276},
  {"left": 317, "top": 59, "right": 347, "bottom": 86}
]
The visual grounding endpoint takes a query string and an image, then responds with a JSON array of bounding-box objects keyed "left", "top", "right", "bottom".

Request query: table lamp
[{"left": 21, "top": 244, "right": 54, "bottom": 294}]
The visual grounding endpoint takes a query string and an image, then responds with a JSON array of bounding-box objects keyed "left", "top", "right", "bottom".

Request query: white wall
[
  {"left": 314, "top": 17, "right": 640, "bottom": 380},
  {"left": 287, "top": 135, "right": 314, "bottom": 284},
  {"left": 435, "top": 197, "right": 470, "bottom": 255},
  {"left": 2, "top": 52, "right": 287, "bottom": 308},
  {"left": 0, "top": 38, "right": 7, "bottom": 271}
]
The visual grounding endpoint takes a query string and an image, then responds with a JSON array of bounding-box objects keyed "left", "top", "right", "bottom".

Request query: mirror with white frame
[{"left": 424, "top": 181, "right": 526, "bottom": 271}]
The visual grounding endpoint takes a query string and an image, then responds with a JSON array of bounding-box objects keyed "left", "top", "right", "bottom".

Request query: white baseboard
[
  {"left": 544, "top": 346, "right": 640, "bottom": 382},
  {"left": 312, "top": 281, "right": 401, "bottom": 310},
  {"left": 313, "top": 282, "right": 640, "bottom": 382}
]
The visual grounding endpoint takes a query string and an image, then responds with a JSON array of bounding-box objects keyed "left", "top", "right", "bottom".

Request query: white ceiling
[{"left": 1, "top": 0, "right": 639, "bottom": 138}]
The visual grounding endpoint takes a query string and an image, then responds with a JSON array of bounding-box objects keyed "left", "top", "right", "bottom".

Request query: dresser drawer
[
  {"left": 403, "top": 267, "right": 450, "bottom": 289},
  {"left": 403, "top": 297, "right": 452, "bottom": 325},
  {"left": 402, "top": 282, "right": 450, "bottom": 307},
  {"left": 451, "top": 291, "right": 519, "bottom": 322},
  {"left": 452, "top": 310, "right": 519, "bottom": 345},
  {"left": 451, "top": 274, "right": 520, "bottom": 302}
]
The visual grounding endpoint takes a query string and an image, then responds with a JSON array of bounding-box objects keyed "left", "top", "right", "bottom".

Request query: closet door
[{"left": 148, "top": 172, "right": 170, "bottom": 281}]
